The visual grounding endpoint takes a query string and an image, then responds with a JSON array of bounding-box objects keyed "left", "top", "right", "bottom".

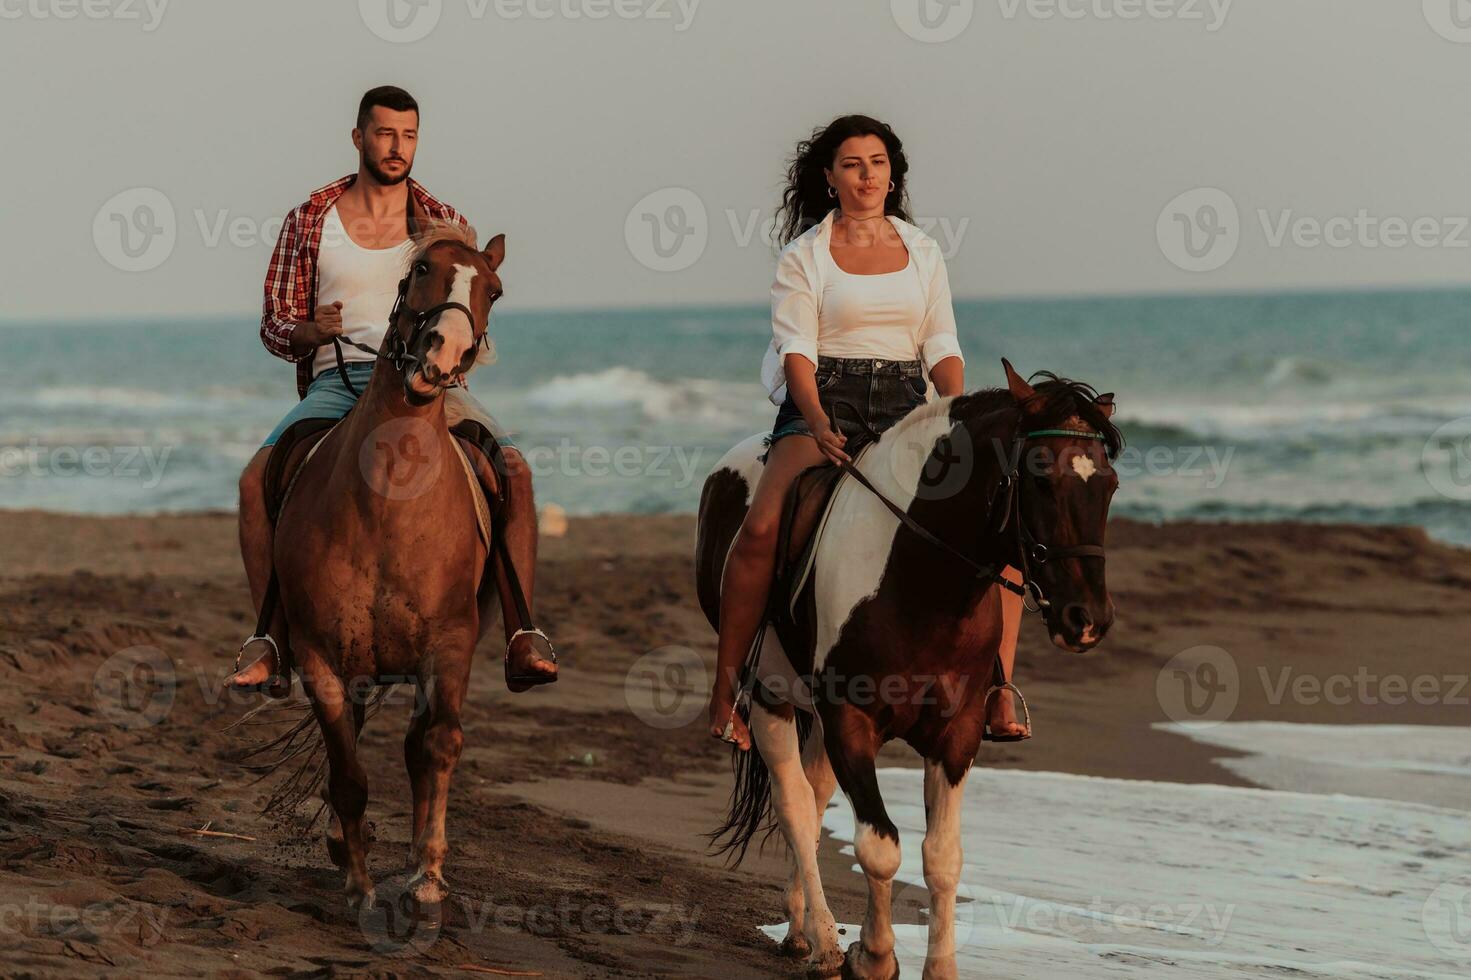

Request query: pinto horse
[
  {"left": 255, "top": 223, "right": 515, "bottom": 909},
  {"left": 696, "top": 360, "right": 1121, "bottom": 979}
]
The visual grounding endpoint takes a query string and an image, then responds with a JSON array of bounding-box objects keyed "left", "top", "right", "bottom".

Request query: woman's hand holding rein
[{"left": 784, "top": 353, "right": 850, "bottom": 464}]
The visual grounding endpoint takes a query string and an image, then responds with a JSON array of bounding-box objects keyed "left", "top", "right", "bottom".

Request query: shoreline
[{"left": 3, "top": 512, "right": 1470, "bottom": 976}]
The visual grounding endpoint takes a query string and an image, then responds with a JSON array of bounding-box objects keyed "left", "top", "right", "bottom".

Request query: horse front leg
[
  {"left": 403, "top": 686, "right": 432, "bottom": 866},
  {"left": 824, "top": 706, "right": 900, "bottom": 980},
  {"left": 750, "top": 700, "right": 843, "bottom": 976},
  {"left": 407, "top": 647, "right": 470, "bottom": 904},
  {"left": 781, "top": 713, "right": 837, "bottom": 960},
  {"left": 301, "top": 658, "right": 374, "bottom": 908},
  {"left": 920, "top": 759, "right": 970, "bottom": 980}
]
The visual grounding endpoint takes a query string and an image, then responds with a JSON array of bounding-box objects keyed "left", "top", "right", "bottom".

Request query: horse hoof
[
  {"left": 841, "top": 941, "right": 899, "bottom": 980},
  {"left": 779, "top": 933, "right": 812, "bottom": 958},
  {"left": 409, "top": 871, "right": 449, "bottom": 905},
  {"left": 346, "top": 885, "right": 376, "bottom": 913},
  {"left": 805, "top": 949, "right": 845, "bottom": 979}
]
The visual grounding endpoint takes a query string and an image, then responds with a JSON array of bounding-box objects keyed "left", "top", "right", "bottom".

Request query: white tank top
[
  {"left": 814, "top": 246, "right": 928, "bottom": 361},
  {"left": 311, "top": 204, "right": 416, "bottom": 380}
]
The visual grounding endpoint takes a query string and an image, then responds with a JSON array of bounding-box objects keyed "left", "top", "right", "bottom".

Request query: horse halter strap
[
  {"left": 331, "top": 267, "right": 483, "bottom": 398},
  {"left": 996, "top": 427, "right": 1109, "bottom": 611}
]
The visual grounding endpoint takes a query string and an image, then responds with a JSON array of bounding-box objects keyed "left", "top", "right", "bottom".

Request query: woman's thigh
[{"left": 745, "top": 434, "right": 830, "bottom": 531}]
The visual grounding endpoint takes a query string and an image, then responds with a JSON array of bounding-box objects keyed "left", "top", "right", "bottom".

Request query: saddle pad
[{"left": 785, "top": 443, "right": 873, "bottom": 618}]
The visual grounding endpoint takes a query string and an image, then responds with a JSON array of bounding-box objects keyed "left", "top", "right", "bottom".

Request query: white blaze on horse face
[
  {"left": 1070, "top": 454, "right": 1097, "bottom": 481},
  {"left": 812, "top": 403, "right": 958, "bottom": 673},
  {"left": 422, "top": 263, "right": 478, "bottom": 379}
]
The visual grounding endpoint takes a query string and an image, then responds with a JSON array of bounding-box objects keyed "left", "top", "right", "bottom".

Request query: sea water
[
  {"left": 761, "top": 723, "right": 1471, "bottom": 978},
  {"left": 3, "top": 289, "right": 1470, "bottom": 545}
]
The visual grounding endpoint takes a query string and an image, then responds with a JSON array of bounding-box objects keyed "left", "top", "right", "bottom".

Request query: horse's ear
[
  {"left": 483, "top": 234, "right": 506, "bottom": 272},
  {"left": 1002, "top": 358, "right": 1040, "bottom": 413},
  {"left": 1095, "top": 392, "right": 1117, "bottom": 419}
]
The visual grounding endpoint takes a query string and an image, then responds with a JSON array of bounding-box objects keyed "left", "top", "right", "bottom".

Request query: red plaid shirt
[{"left": 261, "top": 174, "right": 467, "bottom": 398}]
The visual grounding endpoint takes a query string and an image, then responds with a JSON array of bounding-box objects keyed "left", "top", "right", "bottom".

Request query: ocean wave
[
  {"left": 14, "top": 384, "right": 275, "bottom": 412},
  {"left": 519, "top": 367, "right": 768, "bottom": 424}
]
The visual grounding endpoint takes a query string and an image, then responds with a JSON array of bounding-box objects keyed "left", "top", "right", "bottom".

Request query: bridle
[
  {"left": 829, "top": 403, "right": 1108, "bottom": 616},
  {"left": 331, "top": 262, "right": 489, "bottom": 399}
]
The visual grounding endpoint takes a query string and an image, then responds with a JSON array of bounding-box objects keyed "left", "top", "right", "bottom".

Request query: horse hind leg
[
  {"left": 751, "top": 701, "right": 843, "bottom": 976},
  {"left": 780, "top": 713, "right": 837, "bottom": 960},
  {"left": 407, "top": 659, "right": 469, "bottom": 905},
  {"left": 823, "top": 709, "right": 901, "bottom": 980},
  {"left": 303, "top": 664, "right": 374, "bottom": 908}
]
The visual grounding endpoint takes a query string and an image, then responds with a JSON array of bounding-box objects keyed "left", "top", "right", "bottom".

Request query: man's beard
[{"left": 363, "top": 151, "right": 411, "bottom": 186}]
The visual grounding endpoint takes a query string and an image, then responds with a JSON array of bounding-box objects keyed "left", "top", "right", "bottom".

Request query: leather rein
[
  {"left": 330, "top": 262, "right": 486, "bottom": 399},
  {"left": 827, "top": 401, "right": 1107, "bottom": 615}
]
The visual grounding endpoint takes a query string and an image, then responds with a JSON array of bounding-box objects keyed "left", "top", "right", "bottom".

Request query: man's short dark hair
[{"left": 357, "top": 86, "right": 419, "bottom": 131}]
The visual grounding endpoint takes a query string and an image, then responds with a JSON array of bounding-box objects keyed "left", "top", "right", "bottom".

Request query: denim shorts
[
  {"left": 769, "top": 356, "right": 928, "bottom": 449},
  {"left": 261, "top": 362, "right": 515, "bottom": 449}
]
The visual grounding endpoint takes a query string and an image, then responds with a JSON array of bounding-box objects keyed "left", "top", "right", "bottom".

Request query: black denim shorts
[{"left": 770, "top": 356, "right": 928, "bottom": 450}]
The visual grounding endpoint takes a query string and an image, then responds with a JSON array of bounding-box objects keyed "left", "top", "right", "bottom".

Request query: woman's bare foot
[
  {"left": 708, "top": 689, "right": 751, "bottom": 751},
  {"left": 986, "top": 688, "right": 1030, "bottom": 740}
]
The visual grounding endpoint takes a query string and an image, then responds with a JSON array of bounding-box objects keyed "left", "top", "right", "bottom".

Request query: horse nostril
[{"left": 1062, "top": 603, "right": 1092, "bottom": 633}]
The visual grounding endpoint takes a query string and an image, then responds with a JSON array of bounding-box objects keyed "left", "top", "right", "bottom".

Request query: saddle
[
  {"left": 770, "top": 448, "right": 870, "bottom": 620},
  {"left": 264, "top": 415, "right": 503, "bottom": 538}
]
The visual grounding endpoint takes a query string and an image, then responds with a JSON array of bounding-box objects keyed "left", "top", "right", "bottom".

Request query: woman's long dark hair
[{"left": 776, "top": 114, "right": 913, "bottom": 246}]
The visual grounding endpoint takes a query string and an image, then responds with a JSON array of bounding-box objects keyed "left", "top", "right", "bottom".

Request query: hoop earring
[
  {"left": 889, "top": 181, "right": 896, "bottom": 193},
  {"left": 828, "top": 186, "right": 837, "bottom": 198}
]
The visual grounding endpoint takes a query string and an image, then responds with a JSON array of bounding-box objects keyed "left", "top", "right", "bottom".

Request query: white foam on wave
[
  {"left": 520, "top": 366, "right": 767, "bottom": 425},
  {"left": 761, "top": 725, "right": 1471, "bottom": 979}
]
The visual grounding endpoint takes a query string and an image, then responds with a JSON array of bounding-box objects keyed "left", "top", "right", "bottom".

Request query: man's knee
[
  {"left": 239, "top": 449, "right": 270, "bottom": 508},
  {"left": 501, "top": 448, "right": 534, "bottom": 505}
]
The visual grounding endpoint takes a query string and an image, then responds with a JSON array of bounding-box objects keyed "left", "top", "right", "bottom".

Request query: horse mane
[
  {"left": 411, "top": 218, "right": 479, "bottom": 258},
  {"left": 900, "top": 373, "right": 1123, "bottom": 459}
]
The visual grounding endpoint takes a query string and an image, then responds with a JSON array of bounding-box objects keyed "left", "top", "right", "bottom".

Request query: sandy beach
[{"left": 2, "top": 510, "right": 1469, "bottom": 978}]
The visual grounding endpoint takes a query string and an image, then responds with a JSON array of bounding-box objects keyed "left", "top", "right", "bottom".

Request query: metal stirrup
[
  {"left": 507, "top": 627, "right": 557, "bottom": 664},
  {"left": 234, "top": 632, "right": 280, "bottom": 674}
]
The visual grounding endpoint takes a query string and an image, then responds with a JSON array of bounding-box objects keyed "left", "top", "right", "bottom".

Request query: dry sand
[{"left": 1, "top": 511, "right": 1468, "bottom": 977}]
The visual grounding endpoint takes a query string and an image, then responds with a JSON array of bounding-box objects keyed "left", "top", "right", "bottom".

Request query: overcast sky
[{"left": 5, "top": 0, "right": 1471, "bottom": 319}]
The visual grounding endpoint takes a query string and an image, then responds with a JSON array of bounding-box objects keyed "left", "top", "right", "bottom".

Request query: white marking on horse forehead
[
  {"left": 447, "top": 262, "right": 478, "bottom": 306},
  {"left": 1071, "top": 455, "right": 1097, "bottom": 481}
]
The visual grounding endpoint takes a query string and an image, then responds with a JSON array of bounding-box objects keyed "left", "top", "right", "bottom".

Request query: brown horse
[
  {"left": 260, "top": 223, "right": 513, "bottom": 908},
  {"left": 697, "top": 360, "right": 1121, "bottom": 978}
]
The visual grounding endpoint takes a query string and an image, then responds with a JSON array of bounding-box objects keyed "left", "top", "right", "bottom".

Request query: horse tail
[
  {"left": 224, "top": 684, "right": 396, "bottom": 821},
  {"left": 707, "top": 704, "right": 817, "bottom": 866}
]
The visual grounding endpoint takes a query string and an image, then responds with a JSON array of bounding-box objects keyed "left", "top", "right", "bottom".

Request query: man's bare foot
[
  {"left": 505, "top": 630, "right": 558, "bottom": 693},
  {"left": 708, "top": 690, "right": 751, "bottom": 751},
  {"left": 224, "top": 646, "right": 290, "bottom": 698},
  {"left": 986, "top": 688, "right": 1030, "bottom": 740}
]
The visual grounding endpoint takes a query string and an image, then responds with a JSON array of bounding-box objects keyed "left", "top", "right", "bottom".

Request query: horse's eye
[
  {"left": 414, "top": 261, "right": 429, "bottom": 275},
  {"left": 488, "top": 289, "right": 503, "bottom": 303}
]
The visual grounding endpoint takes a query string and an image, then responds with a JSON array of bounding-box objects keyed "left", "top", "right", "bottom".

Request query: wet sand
[{"left": 1, "top": 511, "right": 1468, "bottom": 977}]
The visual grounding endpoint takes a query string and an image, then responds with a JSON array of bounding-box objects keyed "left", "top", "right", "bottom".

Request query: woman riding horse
[{"left": 704, "top": 114, "right": 1030, "bottom": 751}]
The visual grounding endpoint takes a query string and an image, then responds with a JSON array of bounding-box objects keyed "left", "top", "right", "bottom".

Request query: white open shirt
[{"left": 760, "top": 210, "right": 965, "bottom": 405}]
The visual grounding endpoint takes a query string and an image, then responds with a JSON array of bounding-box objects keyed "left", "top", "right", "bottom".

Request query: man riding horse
[{"left": 225, "top": 85, "right": 557, "bottom": 696}]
